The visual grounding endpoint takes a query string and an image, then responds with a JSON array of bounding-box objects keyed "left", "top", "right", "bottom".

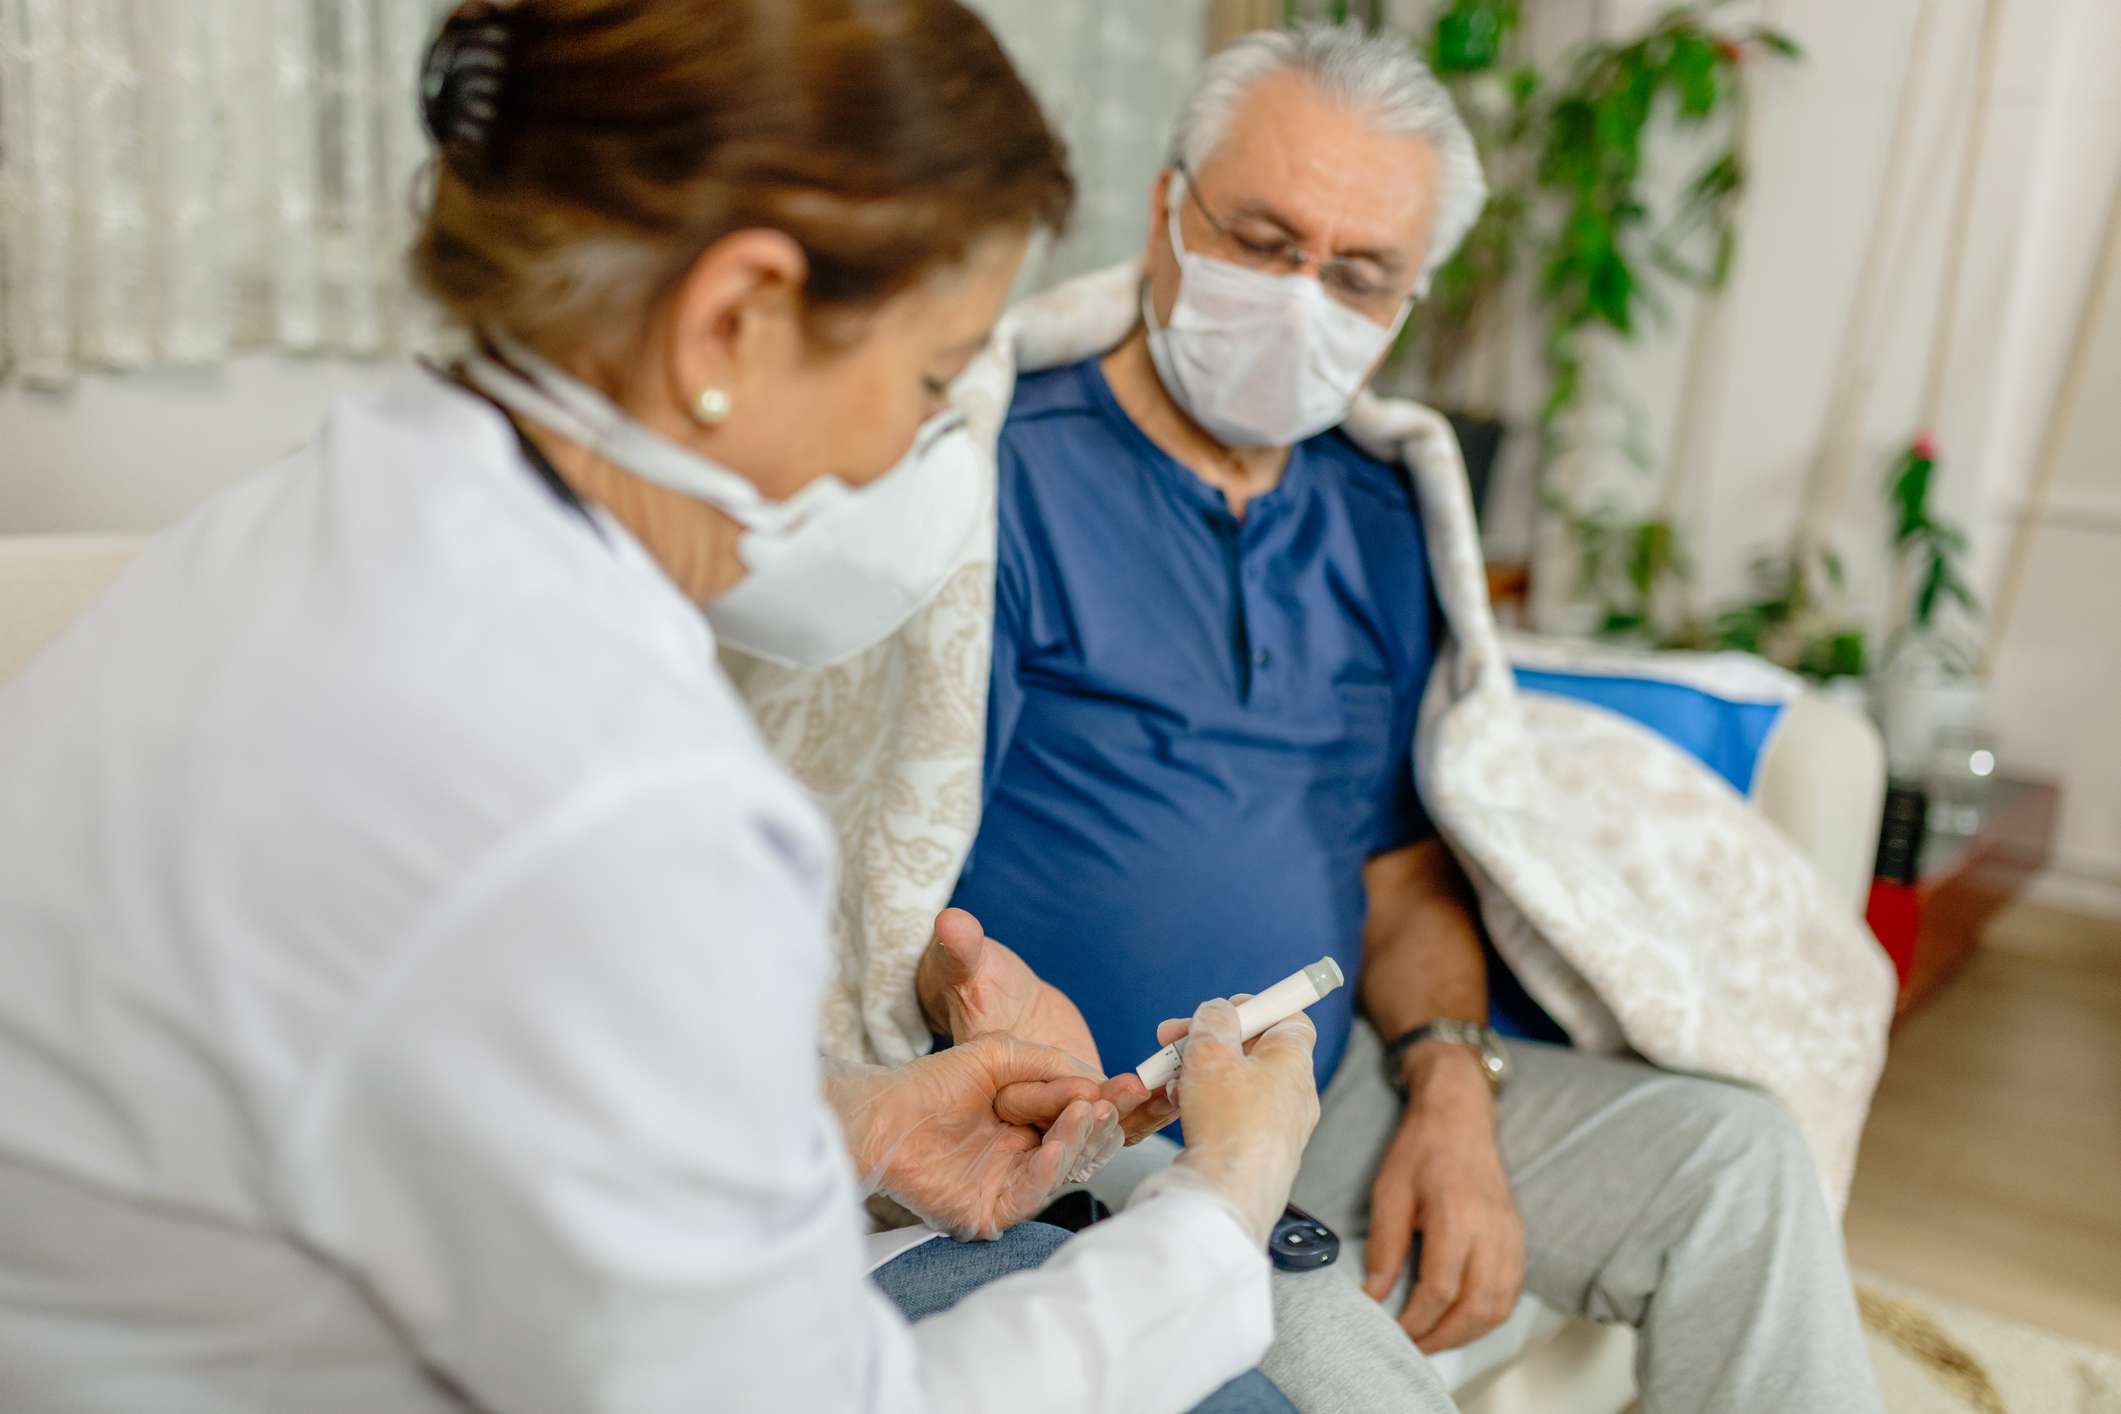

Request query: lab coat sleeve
[
  {"left": 275, "top": 755, "right": 1274, "bottom": 1414},
  {"left": 906, "top": 1188, "right": 1276, "bottom": 1414}
]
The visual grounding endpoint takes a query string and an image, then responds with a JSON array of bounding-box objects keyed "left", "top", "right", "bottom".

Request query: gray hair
[{"left": 1169, "top": 23, "right": 1487, "bottom": 280}]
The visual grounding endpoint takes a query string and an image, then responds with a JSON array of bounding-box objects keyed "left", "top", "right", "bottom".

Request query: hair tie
[{"left": 422, "top": 5, "right": 515, "bottom": 178}]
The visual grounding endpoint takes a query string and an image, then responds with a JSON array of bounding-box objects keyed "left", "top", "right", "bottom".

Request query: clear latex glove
[
  {"left": 827, "top": 1034, "right": 1124, "bottom": 1239},
  {"left": 1128, "top": 999, "right": 1320, "bottom": 1247}
]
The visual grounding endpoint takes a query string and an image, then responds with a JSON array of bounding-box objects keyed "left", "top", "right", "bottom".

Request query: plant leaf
[
  {"left": 1753, "top": 27, "right": 1802, "bottom": 58},
  {"left": 1589, "top": 253, "right": 1635, "bottom": 331},
  {"left": 1915, "top": 553, "right": 1947, "bottom": 626}
]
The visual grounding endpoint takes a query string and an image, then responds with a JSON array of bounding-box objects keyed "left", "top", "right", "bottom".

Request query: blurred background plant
[
  {"left": 1881, "top": 432, "right": 1981, "bottom": 671},
  {"left": 1412, "top": 0, "right": 1538, "bottom": 408},
  {"left": 1527, "top": 5, "right": 1798, "bottom": 643},
  {"left": 1282, "top": 0, "right": 1800, "bottom": 651}
]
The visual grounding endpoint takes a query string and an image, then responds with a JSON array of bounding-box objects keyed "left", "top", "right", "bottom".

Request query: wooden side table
[{"left": 1867, "top": 777, "right": 2061, "bottom": 1023}]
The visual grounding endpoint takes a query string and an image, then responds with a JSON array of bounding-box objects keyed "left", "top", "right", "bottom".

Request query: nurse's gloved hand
[
  {"left": 1130, "top": 999, "right": 1320, "bottom": 1247},
  {"left": 827, "top": 1035, "right": 1123, "bottom": 1241}
]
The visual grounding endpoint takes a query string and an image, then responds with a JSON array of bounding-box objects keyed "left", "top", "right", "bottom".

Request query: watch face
[{"left": 1480, "top": 1030, "right": 1512, "bottom": 1090}]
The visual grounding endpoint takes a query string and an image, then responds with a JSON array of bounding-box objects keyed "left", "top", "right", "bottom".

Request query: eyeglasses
[{"left": 1175, "top": 165, "right": 1415, "bottom": 323}]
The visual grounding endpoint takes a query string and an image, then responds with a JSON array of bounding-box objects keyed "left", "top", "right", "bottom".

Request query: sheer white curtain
[
  {"left": 966, "top": 0, "right": 1211, "bottom": 289},
  {"left": 0, "top": 0, "right": 441, "bottom": 387},
  {"left": 0, "top": 0, "right": 1207, "bottom": 387}
]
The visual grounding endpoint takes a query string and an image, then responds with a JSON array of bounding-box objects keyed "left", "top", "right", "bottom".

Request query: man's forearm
[{"left": 1358, "top": 838, "right": 1489, "bottom": 1084}]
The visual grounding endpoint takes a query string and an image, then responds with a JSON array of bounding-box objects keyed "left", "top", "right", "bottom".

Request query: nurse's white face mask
[
  {"left": 463, "top": 334, "right": 978, "bottom": 670},
  {"left": 1144, "top": 173, "right": 1411, "bottom": 450}
]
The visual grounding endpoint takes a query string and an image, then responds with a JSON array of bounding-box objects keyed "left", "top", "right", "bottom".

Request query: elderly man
[{"left": 924, "top": 24, "right": 1884, "bottom": 1414}]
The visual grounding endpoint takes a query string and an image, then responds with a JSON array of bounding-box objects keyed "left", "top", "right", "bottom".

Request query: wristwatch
[{"left": 1383, "top": 1019, "right": 1512, "bottom": 1097}]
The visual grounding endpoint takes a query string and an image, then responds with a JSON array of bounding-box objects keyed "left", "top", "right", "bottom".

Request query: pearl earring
[{"left": 692, "top": 386, "right": 732, "bottom": 427}]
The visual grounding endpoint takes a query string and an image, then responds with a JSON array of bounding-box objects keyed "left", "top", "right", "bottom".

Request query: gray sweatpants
[{"left": 1094, "top": 1022, "right": 1884, "bottom": 1414}]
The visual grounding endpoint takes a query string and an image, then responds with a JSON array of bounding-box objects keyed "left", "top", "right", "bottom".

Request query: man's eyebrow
[{"left": 1225, "top": 197, "right": 1406, "bottom": 270}]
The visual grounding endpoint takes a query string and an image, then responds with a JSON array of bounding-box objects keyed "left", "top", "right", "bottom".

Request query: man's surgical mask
[
  {"left": 464, "top": 335, "right": 979, "bottom": 670},
  {"left": 1144, "top": 175, "right": 1410, "bottom": 449}
]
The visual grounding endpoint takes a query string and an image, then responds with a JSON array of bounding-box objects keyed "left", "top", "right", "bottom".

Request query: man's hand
[
  {"left": 827, "top": 1034, "right": 1120, "bottom": 1240},
  {"left": 918, "top": 909, "right": 1179, "bottom": 1144},
  {"left": 918, "top": 908, "right": 1103, "bottom": 1068},
  {"left": 1362, "top": 1045, "right": 1525, "bottom": 1353}
]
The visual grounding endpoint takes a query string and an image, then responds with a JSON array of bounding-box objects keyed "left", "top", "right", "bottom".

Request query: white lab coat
[{"left": 0, "top": 368, "right": 1272, "bottom": 1414}]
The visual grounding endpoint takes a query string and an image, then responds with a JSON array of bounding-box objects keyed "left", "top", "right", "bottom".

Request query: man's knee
[
  {"left": 1262, "top": 1269, "right": 1460, "bottom": 1412},
  {"left": 1694, "top": 1080, "right": 1806, "bottom": 1158},
  {"left": 1658, "top": 1077, "right": 1818, "bottom": 1214}
]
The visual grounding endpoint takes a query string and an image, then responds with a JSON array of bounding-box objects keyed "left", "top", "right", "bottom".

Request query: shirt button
[{"left": 1255, "top": 647, "right": 1273, "bottom": 669}]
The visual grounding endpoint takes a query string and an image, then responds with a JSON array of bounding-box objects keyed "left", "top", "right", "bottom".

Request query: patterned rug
[{"left": 1859, "top": 1274, "right": 2121, "bottom": 1413}]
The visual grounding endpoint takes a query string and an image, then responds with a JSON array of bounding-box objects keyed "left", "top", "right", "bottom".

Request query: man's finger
[
  {"left": 995, "top": 1075, "right": 1102, "bottom": 1128},
  {"left": 1102, "top": 1073, "right": 1151, "bottom": 1107},
  {"left": 1398, "top": 1222, "right": 1470, "bottom": 1342},
  {"left": 931, "top": 908, "right": 988, "bottom": 983},
  {"left": 1363, "top": 1175, "right": 1418, "bottom": 1302},
  {"left": 1119, "top": 1093, "right": 1187, "bottom": 1153},
  {"left": 1418, "top": 1235, "right": 1514, "bottom": 1354},
  {"left": 1106, "top": 1073, "right": 1180, "bottom": 1143},
  {"left": 1122, "top": 1098, "right": 1179, "bottom": 1143},
  {"left": 1154, "top": 1016, "right": 1191, "bottom": 1047}
]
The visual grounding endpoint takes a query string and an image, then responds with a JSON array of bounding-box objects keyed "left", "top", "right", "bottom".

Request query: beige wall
[
  {"left": 1980, "top": 223, "right": 2121, "bottom": 915},
  {"left": 0, "top": 355, "right": 394, "bottom": 533}
]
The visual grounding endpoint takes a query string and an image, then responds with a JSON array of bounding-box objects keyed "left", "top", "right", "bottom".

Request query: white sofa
[
  {"left": 0, "top": 535, "right": 142, "bottom": 680},
  {"left": 1427, "top": 657, "right": 1886, "bottom": 1414},
  {"left": 0, "top": 534, "right": 1887, "bottom": 1413}
]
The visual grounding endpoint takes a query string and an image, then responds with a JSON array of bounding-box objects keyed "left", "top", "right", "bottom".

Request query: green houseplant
[
  {"left": 1529, "top": 6, "right": 1797, "bottom": 638},
  {"left": 1873, "top": 430, "right": 1988, "bottom": 782},
  {"left": 1707, "top": 547, "right": 1869, "bottom": 680},
  {"left": 1407, "top": 0, "right": 1539, "bottom": 510},
  {"left": 1412, "top": 0, "right": 1536, "bottom": 399},
  {"left": 1882, "top": 431, "right": 1979, "bottom": 668}
]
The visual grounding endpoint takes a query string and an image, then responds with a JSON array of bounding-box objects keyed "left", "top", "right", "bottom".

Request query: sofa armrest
[
  {"left": 1752, "top": 692, "right": 1886, "bottom": 915},
  {"left": 0, "top": 535, "right": 144, "bottom": 686}
]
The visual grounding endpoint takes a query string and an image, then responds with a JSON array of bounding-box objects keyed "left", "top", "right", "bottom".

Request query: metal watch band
[{"left": 1382, "top": 1019, "right": 1509, "bottom": 1095}]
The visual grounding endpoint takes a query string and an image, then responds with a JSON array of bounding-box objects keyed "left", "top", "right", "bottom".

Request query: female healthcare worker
[{"left": 0, "top": 3, "right": 1322, "bottom": 1411}]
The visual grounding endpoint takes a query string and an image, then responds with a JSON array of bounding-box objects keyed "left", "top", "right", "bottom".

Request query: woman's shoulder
[{"left": 96, "top": 368, "right": 785, "bottom": 846}]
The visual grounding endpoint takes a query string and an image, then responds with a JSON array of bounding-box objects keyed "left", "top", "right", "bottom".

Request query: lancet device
[{"left": 1133, "top": 956, "right": 1346, "bottom": 1092}]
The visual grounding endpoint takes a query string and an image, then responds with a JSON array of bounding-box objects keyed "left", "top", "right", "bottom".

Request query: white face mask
[
  {"left": 1144, "top": 177, "right": 1410, "bottom": 449},
  {"left": 463, "top": 334, "right": 979, "bottom": 670}
]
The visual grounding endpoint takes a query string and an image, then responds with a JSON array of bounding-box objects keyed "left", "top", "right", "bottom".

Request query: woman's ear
[{"left": 660, "top": 229, "right": 811, "bottom": 425}]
